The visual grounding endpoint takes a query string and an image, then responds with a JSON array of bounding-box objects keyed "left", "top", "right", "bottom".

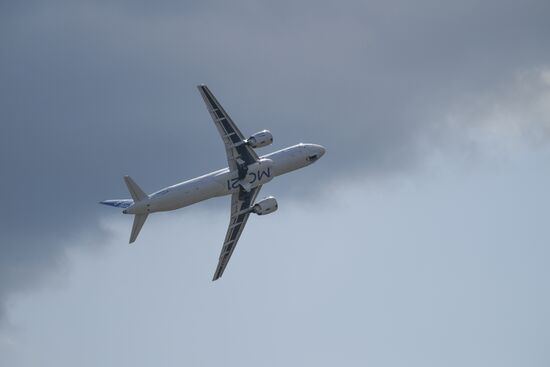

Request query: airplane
[{"left": 100, "top": 85, "right": 326, "bottom": 280}]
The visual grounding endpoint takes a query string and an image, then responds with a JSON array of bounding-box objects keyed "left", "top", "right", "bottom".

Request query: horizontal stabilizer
[
  {"left": 100, "top": 199, "right": 133, "bottom": 208},
  {"left": 124, "top": 176, "right": 148, "bottom": 202},
  {"left": 130, "top": 214, "right": 148, "bottom": 244}
]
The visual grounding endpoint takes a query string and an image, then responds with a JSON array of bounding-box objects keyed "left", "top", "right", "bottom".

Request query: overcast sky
[{"left": 1, "top": 1, "right": 549, "bottom": 366}]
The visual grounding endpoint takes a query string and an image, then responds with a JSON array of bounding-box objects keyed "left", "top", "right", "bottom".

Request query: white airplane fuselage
[{"left": 123, "top": 143, "right": 325, "bottom": 215}]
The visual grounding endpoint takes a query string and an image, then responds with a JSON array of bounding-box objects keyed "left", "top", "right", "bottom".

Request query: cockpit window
[{"left": 307, "top": 154, "right": 319, "bottom": 162}]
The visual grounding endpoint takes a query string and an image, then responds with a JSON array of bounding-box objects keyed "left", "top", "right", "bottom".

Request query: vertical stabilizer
[
  {"left": 124, "top": 176, "right": 148, "bottom": 202},
  {"left": 130, "top": 214, "right": 148, "bottom": 243}
]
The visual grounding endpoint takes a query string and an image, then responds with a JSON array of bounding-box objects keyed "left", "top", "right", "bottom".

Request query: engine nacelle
[
  {"left": 252, "top": 196, "right": 278, "bottom": 215},
  {"left": 247, "top": 130, "right": 273, "bottom": 148}
]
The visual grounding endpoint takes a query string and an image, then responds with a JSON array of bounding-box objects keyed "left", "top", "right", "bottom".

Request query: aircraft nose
[
  {"left": 317, "top": 145, "right": 326, "bottom": 157},
  {"left": 312, "top": 144, "right": 325, "bottom": 158},
  {"left": 305, "top": 144, "right": 326, "bottom": 163}
]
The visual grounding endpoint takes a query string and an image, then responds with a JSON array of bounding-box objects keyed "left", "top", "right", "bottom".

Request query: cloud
[
  {"left": 1, "top": 0, "right": 550, "bottom": 326},
  {"left": 454, "top": 68, "right": 550, "bottom": 147},
  {"left": 414, "top": 67, "right": 550, "bottom": 168},
  {"left": 2, "top": 154, "right": 550, "bottom": 366}
]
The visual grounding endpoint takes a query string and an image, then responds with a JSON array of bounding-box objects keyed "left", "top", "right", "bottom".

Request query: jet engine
[
  {"left": 252, "top": 196, "right": 278, "bottom": 215},
  {"left": 247, "top": 130, "right": 273, "bottom": 148}
]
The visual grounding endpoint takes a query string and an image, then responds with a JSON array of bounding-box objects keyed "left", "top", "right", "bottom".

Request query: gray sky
[{"left": 1, "top": 0, "right": 550, "bottom": 366}]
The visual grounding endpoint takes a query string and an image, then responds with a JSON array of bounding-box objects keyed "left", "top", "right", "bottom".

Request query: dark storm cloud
[{"left": 1, "top": 0, "right": 549, "bottom": 323}]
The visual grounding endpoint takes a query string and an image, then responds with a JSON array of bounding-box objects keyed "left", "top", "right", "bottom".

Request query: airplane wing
[
  {"left": 212, "top": 185, "right": 262, "bottom": 281},
  {"left": 197, "top": 85, "right": 259, "bottom": 172}
]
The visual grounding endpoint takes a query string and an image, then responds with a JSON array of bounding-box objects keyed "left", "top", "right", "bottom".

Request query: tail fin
[
  {"left": 100, "top": 199, "right": 133, "bottom": 208},
  {"left": 130, "top": 213, "right": 148, "bottom": 244},
  {"left": 124, "top": 175, "right": 148, "bottom": 202}
]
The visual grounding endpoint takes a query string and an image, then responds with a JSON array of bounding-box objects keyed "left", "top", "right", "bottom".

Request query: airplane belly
[
  {"left": 221, "top": 159, "right": 274, "bottom": 192},
  {"left": 151, "top": 179, "right": 226, "bottom": 212}
]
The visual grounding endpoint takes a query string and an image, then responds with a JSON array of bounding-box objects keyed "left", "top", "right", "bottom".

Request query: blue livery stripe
[{"left": 100, "top": 200, "right": 134, "bottom": 208}]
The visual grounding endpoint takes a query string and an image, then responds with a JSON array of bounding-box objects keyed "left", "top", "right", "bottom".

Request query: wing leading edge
[
  {"left": 212, "top": 186, "right": 262, "bottom": 281},
  {"left": 197, "top": 85, "right": 259, "bottom": 172}
]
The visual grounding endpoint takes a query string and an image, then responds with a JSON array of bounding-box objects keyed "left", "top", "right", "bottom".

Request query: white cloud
[
  {"left": 3, "top": 149, "right": 550, "bottom": 367},
  {"left": 435, "top": 67, "right": 550, "bottom": 162}
]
